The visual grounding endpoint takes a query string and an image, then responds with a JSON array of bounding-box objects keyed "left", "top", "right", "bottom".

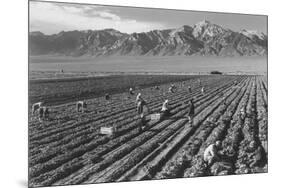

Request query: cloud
[
  {"left": 29, "top": 1, "right": 165, "bottom": 34},
  {"left": 95, "top": 11, "right": 121, "bottom": 21}
]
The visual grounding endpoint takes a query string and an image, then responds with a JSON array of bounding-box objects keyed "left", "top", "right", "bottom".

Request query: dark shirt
[
  {"left": 39, "top": 108, "right": 44, "bottom": 118},
  {"left": 189, "top": 102, "right": 195, "bottom": 115}
]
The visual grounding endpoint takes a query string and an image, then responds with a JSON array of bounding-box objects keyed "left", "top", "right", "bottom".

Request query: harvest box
[
  {"left": 100, "top": 127, "right": 115, "bottom": 135},
  {"left": 150, "top": 113, "right": 161, "bottom": 121}
]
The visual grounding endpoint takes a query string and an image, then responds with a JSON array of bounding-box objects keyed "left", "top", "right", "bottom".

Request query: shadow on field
[{"left": 169, "top": 116, "right": 190, "bottom": 120}]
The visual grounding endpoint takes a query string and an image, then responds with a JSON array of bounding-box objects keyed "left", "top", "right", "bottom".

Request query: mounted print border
[{"left": 28, "top": 0, "right": 268, "bottom": 187}]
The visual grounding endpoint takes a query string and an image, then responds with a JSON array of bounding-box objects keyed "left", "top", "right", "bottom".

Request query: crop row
[
  {"left": 153, "top": 78, "right": 249, "bottom": 179},
  {"left": 29, "top": 78, "right": 221, "bottom": 164},
  {"left": 207, "top": 77, "right": 253, "bottom": 176},
  {"left": 29, "top": 76, "right": 244, "bottom": 187},
  {"left": 29, "top": 76, "right": 211, "bottom": 138},
  {"left": 118, "top": 78, "right": 249, "bottom": 181},
  {"left": 80, "top": 77, "right": 246, "bottom": 184},
  {"left": 29, "top": 76, "right": 240, "bottom": 160},
  {"left": 235, "top": 78, "right": 267, "bottom": 174}
]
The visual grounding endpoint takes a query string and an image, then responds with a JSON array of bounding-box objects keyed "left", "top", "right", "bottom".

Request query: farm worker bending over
[
  {"left": 136, "top": 93, "right": 143, "bottom": 103},
  {"left": 38, "top": 106, "right": 49, "bottom": 122},
  {"left": 187, "top": 99, "right": 195, "bottom": 124},
  {"left": 238, "top": 108, "right": 246, "bottom": 120},
  {"left": 129, "top": 88, "right": 134, "bottom": 95},
  {"left": 39, "top": 107, "right": 44, "bottom": 122},
  {"left": 169, "top": 87, "right": 173, "bottom": 93},
  {"left": 105, "top": 93, "right": 110, "bottom": 100},
  {"left": 136, "top": 93, "right": 149, "bottom": 116},
  {"left": 76, "top": 101, "right": 87, "bottom": 113},
  {"left": 247, "top": 141, "right": 266, "bottom": 168},
  {"left": 201, "top": 87, "right": 205, "bottom": 95},
  {"left": 203, "top": 141, "right": 222, "bottom": 166},
  {"left": 222, "top": 96, "right": 227, "bottom": 105},
  {"left": 160, "top": 99, "right": 170, "bottom": 117},
  {"left": 32, "top": 102, "right": 43, "bottom": 115},
  {"left": 43, "top": 107, "right": 49, "bottom": 119},
  {"left": 169, "top": 84, "right": 177, "bottom": 93}
]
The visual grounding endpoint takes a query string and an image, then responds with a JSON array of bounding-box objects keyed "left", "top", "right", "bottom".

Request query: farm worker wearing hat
[
  {"left": 203, "top": 141, "right": 222, "bottom": 166},
  {"left": 161, "top": 99, "right": 169, "bottom": 112},
  {"left": 105, "top": 93, "right": 110, "bottom": 100},
  {"left": 187, "top": 99, "right": 195, "bottom": 125},
  {"left": 38, "top": 106, "right": 49, "bottom": 122},
  {"left": 198, "top": 79, "right": 201, "bottom": 86},
  {"left": 188, "top": 86, "right": 192, "bottom": 93},
  {"left": 201, "top": 87, "right": 205, "bottom": 95},
  {"left": 76, "top": 101, "right": 87, "bottom": 113},
  {"left": 247, "top": 141, "right": 266, "bottom": 168},
  {"left": 160, "top": 99, "right": 170, "bottom": 118},
  {"left": 238, "top": 108, "right": 246, "bottom": 119},
  {"left": 39, "top": 107, "right": 44, "bottom": 122},
  {"left": 129, "top": 87, "right": 134, "bottom": 95},
  {"left": 136, "top": 93, "right": 149, "bottom": 117},
  {"left": 169, "top": 86, "right": 174, "bottom": 93}
]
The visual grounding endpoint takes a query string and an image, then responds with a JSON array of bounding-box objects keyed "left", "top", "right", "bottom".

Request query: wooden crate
[
  {"left": 100, "top": 127, "right": 115, "bottom": 135},
  {"left": 150, "top": 113, "right": 161, "bottom": 121}
]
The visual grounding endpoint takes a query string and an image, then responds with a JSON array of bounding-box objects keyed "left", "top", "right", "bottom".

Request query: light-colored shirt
[
  {"left": 203, "top": 144, "right": 217, "bottom": 160},
  {"left": 136, "top": 95, "right": 143, "bottom": 103},
  {"left": 161, "top": 102, "right": 169, "bottom": 111}
]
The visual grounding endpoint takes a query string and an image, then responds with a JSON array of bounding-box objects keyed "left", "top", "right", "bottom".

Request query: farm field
[
  {"left": 28, "top": 74, "right": 268, "bottom": 187},
  {"left": 29, "top": 74, "right": 202, "bottom": 105}
]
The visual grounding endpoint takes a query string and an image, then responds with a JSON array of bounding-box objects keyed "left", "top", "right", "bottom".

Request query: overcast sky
[{"left": 29, "top": 1, "right": 267, "bottom": 35}]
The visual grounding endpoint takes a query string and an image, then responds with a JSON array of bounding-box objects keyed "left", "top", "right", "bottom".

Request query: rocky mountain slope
[{"left": 29, "top": 20, "right": 267, "bottom": 56}]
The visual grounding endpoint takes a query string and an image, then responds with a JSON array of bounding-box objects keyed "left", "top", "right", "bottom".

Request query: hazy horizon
[{"left": 29, "top": 55, "right": 267, "bottom": 74}]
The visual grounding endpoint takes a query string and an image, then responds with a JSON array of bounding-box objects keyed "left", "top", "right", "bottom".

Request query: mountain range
[{"left": 29, "top": 20, "right": 267, "bottom": 57}]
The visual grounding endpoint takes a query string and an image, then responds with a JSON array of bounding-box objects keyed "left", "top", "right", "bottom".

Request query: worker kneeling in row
[
  {"left": 160, "top": 99, "right": 170, "bottom": 119},
  {"left": 203, "top": 141, "right": 222, "bottom": 166}
]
